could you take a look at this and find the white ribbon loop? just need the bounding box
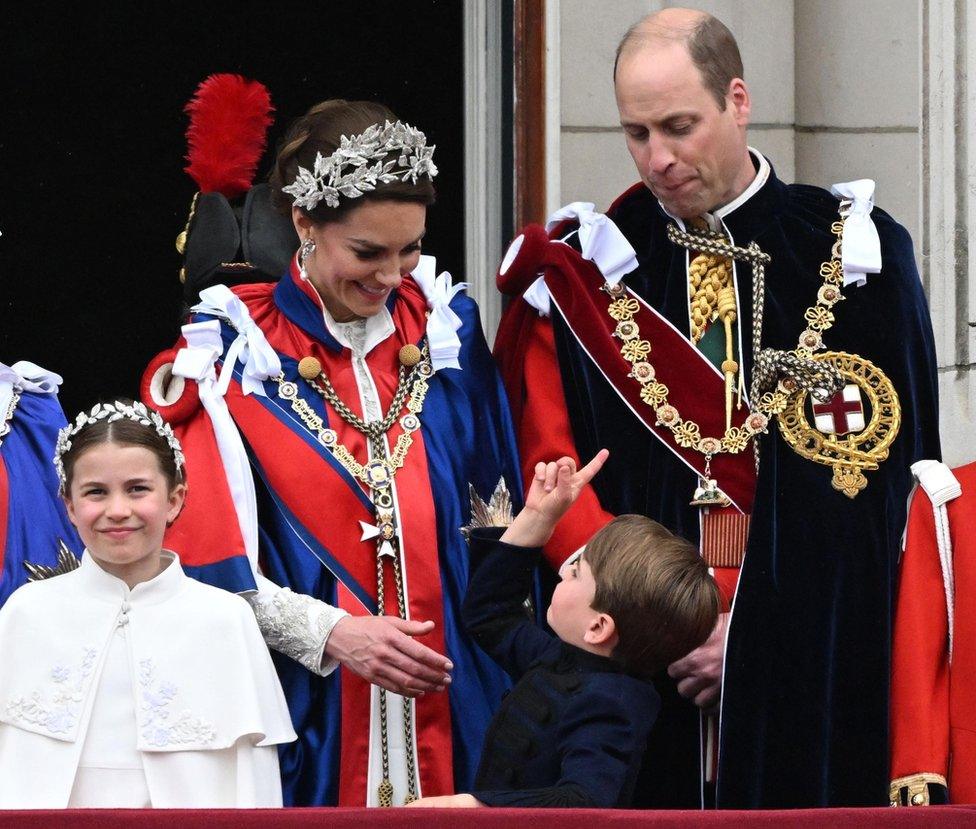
[830,179,882,287]
[191,285,282,396]
[545,202,638,286]
[411,254,468,372]
[523,276,552,316]
[172,321,223,383]
[0,360,63,423]
[173,320,261,569]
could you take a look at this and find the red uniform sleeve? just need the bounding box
[890,487,950,785]
[518,315,614,569]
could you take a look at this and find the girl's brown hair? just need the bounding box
[268,99,436,224]
[61,401,184,493]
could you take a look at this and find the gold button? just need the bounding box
[175,230,187,255]
[399,344,422,367]
[911,793,925,806]
[298,356,322,379]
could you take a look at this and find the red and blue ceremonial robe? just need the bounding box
[0,362,80,605]
[144,259,522,806]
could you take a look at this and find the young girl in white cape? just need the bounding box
[0,400,295,808]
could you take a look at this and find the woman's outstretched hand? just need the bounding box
[502,449,610,548]
[325,615,452,697]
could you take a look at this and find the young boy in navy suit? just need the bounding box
[408,450,720,808]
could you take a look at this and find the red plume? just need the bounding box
[183,74,274,199]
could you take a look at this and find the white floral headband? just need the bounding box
[281,119,437,211]
[54,401,186,493]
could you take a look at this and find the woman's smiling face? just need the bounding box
[295,199,426,321]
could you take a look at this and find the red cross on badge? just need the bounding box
[812,384,865,436]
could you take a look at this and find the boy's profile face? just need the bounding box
[547,553,601,647]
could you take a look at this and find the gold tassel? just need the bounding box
[717,285,738,431]
[378,778,394,807]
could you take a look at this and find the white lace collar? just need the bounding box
[321,304,395,357]
[298,267,396,357]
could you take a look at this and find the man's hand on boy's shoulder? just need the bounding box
[667,612,729,712]
[503,450,610,549]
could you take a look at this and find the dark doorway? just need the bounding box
[0,1,465,416]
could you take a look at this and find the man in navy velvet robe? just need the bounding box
[494,7,940,809]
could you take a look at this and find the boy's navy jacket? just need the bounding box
[463,529,660,808]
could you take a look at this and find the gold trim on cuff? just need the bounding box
[889,773,948,806]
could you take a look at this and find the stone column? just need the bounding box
[921,0,976,463]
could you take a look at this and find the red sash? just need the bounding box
[541,241,757,514]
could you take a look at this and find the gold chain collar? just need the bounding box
[604,205,851,458]
[273,345,432,492]
[273,345,431,805]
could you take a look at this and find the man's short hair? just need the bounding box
[614,14,744,111]
[584,514,719,677]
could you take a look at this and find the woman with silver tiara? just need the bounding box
[144,91,522,807]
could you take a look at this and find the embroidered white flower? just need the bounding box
[3,647,97,735]
[138,659,216,747]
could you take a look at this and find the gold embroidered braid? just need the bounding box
[376,544,394,806]
[683,221,743,428]
[389,524,419,803]
[0,390,20,449]
[372,429,419,805]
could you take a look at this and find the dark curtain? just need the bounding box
[0,1,465,416]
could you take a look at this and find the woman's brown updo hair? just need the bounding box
[269,100,436,223]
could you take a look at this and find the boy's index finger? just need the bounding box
[577,448,610,484]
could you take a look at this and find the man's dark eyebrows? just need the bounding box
[662,111,699,124]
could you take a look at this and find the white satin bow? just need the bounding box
[545,201,638,286]
[829,179,882,287]
[411,255,468,372]
[191,285,282,396]
[172,321,223,383]
[173,320,260,568]
[0,360,63,424]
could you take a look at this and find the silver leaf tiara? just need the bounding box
[54,401,186,493]
[281,119,437,211]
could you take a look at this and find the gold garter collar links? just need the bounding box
[603,201,900,499]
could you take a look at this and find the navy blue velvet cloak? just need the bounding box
[548,166,940,807]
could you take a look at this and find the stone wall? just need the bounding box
[550,0,974,464]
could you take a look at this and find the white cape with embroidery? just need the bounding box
[0,551,296,808]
